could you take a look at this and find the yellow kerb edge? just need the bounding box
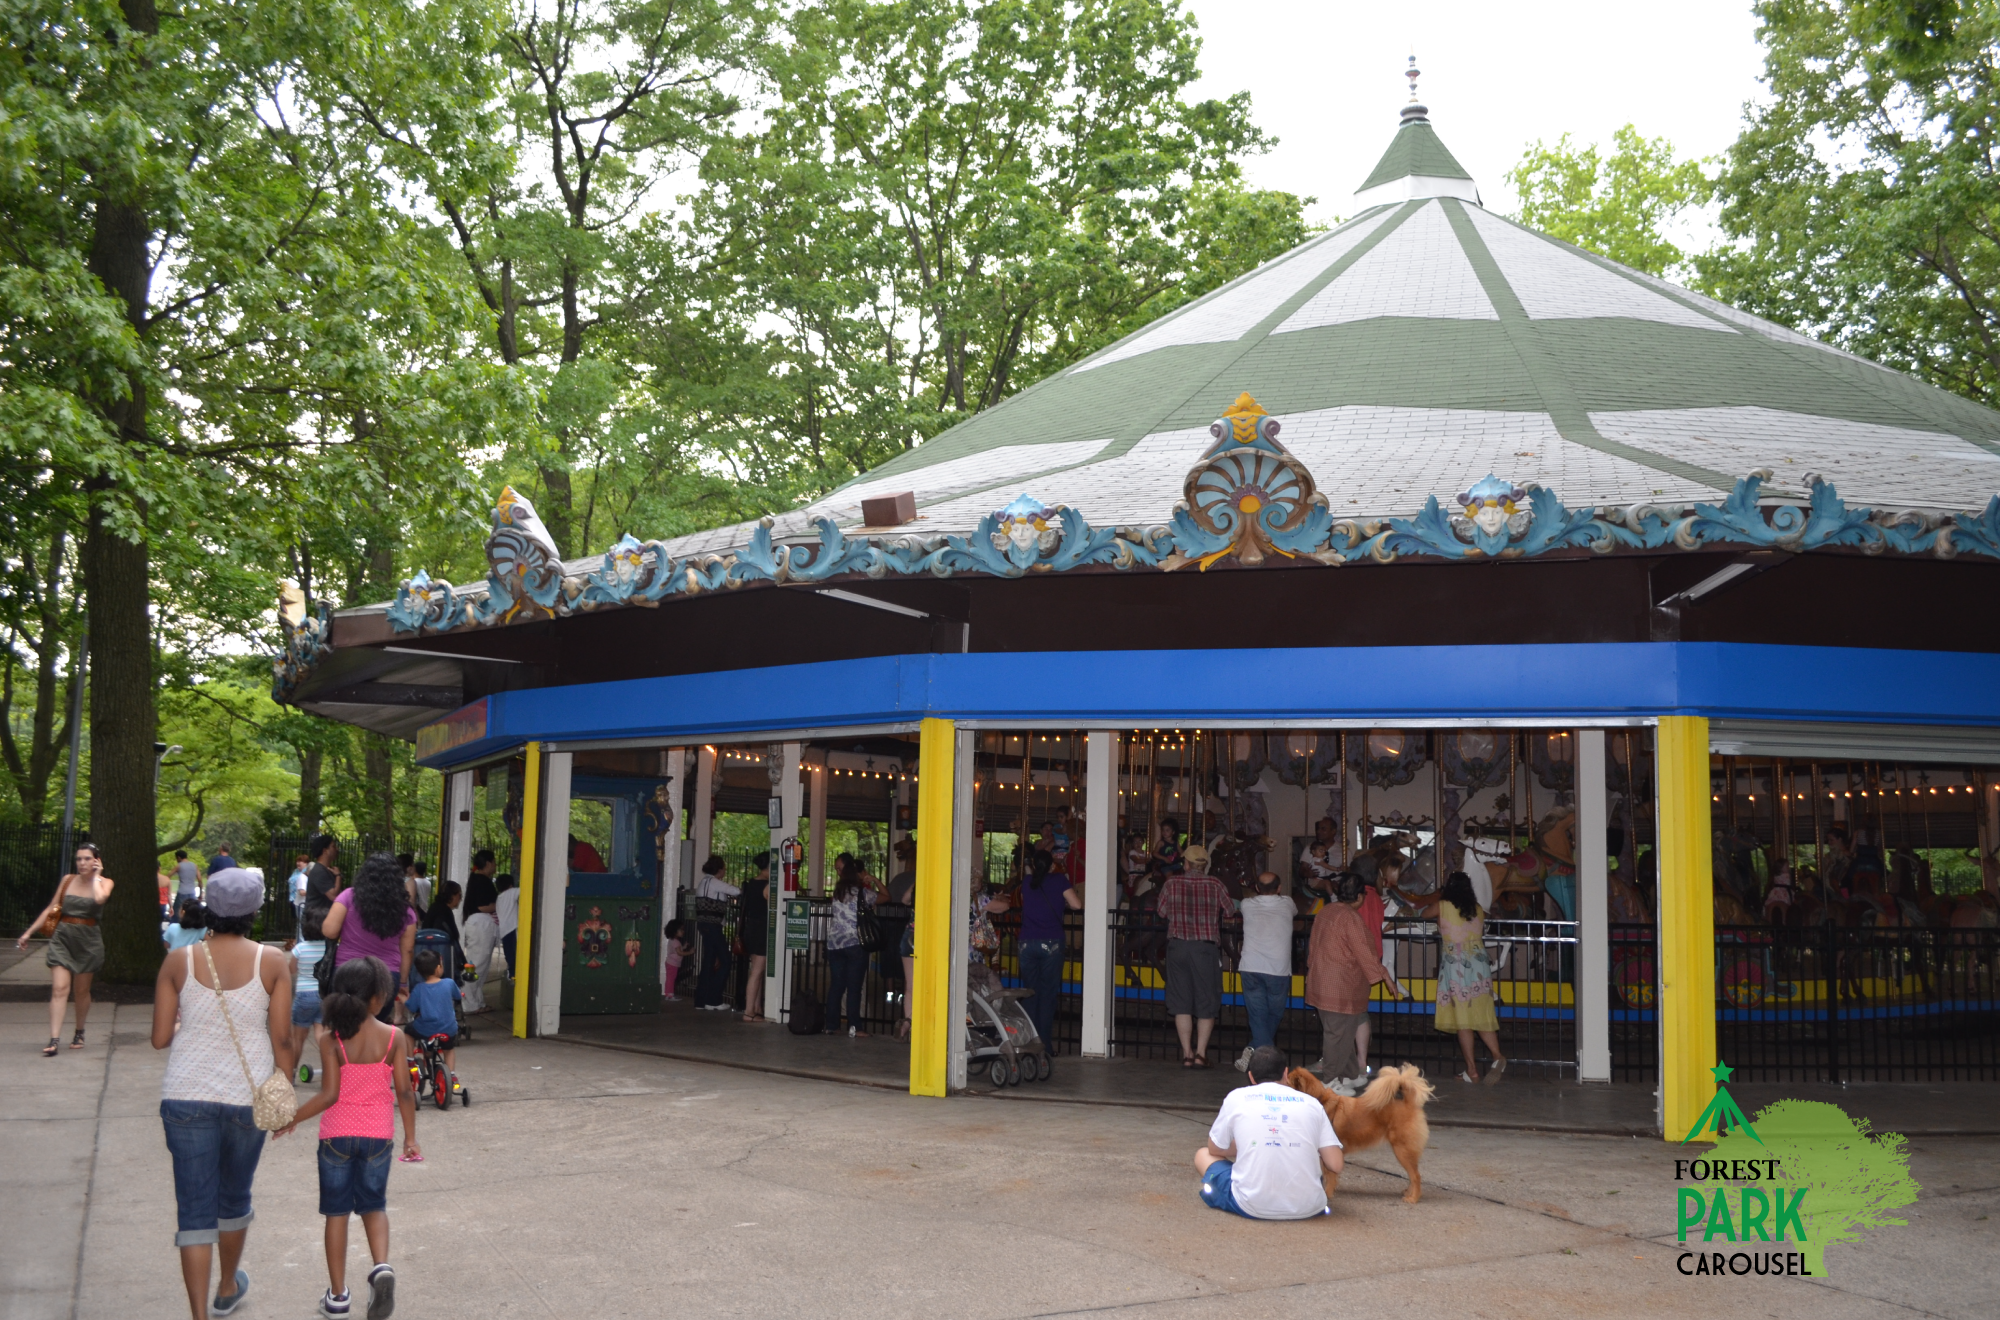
[513,741,543,1041]
[910,718,956,1097]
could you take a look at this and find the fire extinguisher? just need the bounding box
[779,837,803,893]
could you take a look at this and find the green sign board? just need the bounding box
[784,899,812,951]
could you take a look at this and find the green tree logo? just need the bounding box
[1706,1099,1921,1276]
[1681,1061,1761,1144]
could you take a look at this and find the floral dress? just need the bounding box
[1433,903,1498,1032]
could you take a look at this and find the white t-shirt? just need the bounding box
[288,867,310,907]
[1208,1082,1340,1219]
[696,875,741,902]
[495,887,520,937]
[1237,894,1295,977]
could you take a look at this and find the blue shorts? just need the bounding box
[161,1100,265,1245]
[318,1137,392,1217]
[292,989,321,1028]
[1200,1160,1252,1218]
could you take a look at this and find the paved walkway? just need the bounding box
[9,997,1993,1319]
[559,1002,2000,1137]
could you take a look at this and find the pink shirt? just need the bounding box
[318,1030,395,1140]
[331,888,417,976]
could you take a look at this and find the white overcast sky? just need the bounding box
[1181,0,1769,226]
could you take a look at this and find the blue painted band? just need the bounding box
[417,641,2000,768]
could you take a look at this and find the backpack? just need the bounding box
[787,986,824,1035]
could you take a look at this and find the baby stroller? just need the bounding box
[413,928,473,1043]
[966,961,1050,1087]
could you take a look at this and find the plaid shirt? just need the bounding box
[1158,872,1235,943]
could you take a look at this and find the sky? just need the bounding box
[1180,0,1770,226]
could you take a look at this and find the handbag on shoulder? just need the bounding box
[200,940,298,1130]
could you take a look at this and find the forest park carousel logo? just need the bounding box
[1671,1061,1918,1278]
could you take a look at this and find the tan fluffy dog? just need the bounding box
[1286,1064,1435,1204]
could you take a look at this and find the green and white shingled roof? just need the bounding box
[663,95,2000,560]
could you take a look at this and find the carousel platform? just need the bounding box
[552,1005,2000,1136]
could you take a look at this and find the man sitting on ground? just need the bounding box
[1193,1045,1343,1220]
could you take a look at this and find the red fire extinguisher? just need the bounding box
[779,837,803,893]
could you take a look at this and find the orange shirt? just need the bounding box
[1304,902,1389,1015]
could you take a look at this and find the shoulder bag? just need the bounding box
[200,940,298,1130]
[37,876,69,938]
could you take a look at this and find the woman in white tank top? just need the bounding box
[152,868,294,1320]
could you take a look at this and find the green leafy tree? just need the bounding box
[1699,0,2000,404]
[1706,1099,1920,1276]
[1507,124,1712,276]
[0,0,509,977]
[682,0,1308,507]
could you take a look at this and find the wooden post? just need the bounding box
[1656,716,1716,1139]
[808,757,829,895]
[442,770,474,898]
[911,717,957,1097]
[1576,730,1611,1082]
[1081,730,1116,1057]
[691,745,717,872]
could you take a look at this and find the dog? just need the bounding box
[1286,1064,1434,1204]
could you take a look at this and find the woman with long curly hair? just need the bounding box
[322,852,419,1020]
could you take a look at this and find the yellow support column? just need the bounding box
[1656,716,1716,1140]
[512,741,543,1041]
[910,718,956,1097]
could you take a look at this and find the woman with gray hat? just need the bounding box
[151,866,295,1320]
[16,842,115,1056]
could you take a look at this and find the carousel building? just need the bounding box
[275,78,2000,1137]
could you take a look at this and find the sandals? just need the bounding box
[1180,1055,1195,1069]
[69,1029,84,1050]
[1457,1070,1478,1083]
[1484,1058,1508,1085]
[1192,1054,1211,1069]
[43,1037,59,1057]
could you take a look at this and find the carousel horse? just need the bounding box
[1206,830,1269,897]
[1484,812,1576,920]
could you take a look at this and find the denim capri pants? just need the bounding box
[292,988,322,1028]
[318,1136,393,1217]
[160,1100,265,1245]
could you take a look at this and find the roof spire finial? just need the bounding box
[1401,53,1429,125]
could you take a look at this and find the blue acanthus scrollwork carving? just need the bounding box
[387,570,463,633]
[1940,496,2000,559]
[578,533,680,609]
[342,394,2000,661]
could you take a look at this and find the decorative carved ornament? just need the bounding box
[267,390,2000,693]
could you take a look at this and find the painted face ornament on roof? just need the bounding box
[1464,474,1520,540]
[993,493,1058,569]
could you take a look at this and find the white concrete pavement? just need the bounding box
[1,995,1995,1319]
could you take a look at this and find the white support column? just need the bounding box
[807,759,829,895]
[659,747,686,993]
[533,751,574,1037]
[1576,729,1611,1082]
[767,742,803,1022]
[1081,731,1116,1057]
[691,745,718,871]
[947,727,976,1090]
[443,770,474,896]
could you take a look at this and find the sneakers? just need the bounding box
[319,1289,351,1319]
[212,1268,249,1315]
[1331,1074,1368,1097]
[1233,1046,1254,1073]
[366,1263,396,1320]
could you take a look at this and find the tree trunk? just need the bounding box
[83,0,162,981]
[364,734,396,848]
[84,492,158,981]
[297,747,323,834]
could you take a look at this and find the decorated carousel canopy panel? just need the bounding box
[269,78,2000,736]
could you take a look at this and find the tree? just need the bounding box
[1698,0,2000,404]
[0,491,84,825]
[1507,124,1712,277]
[0,0,506,977]
[1705,1098,1919,1276]
[702,0,1308,456]
[333,0,764,556]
